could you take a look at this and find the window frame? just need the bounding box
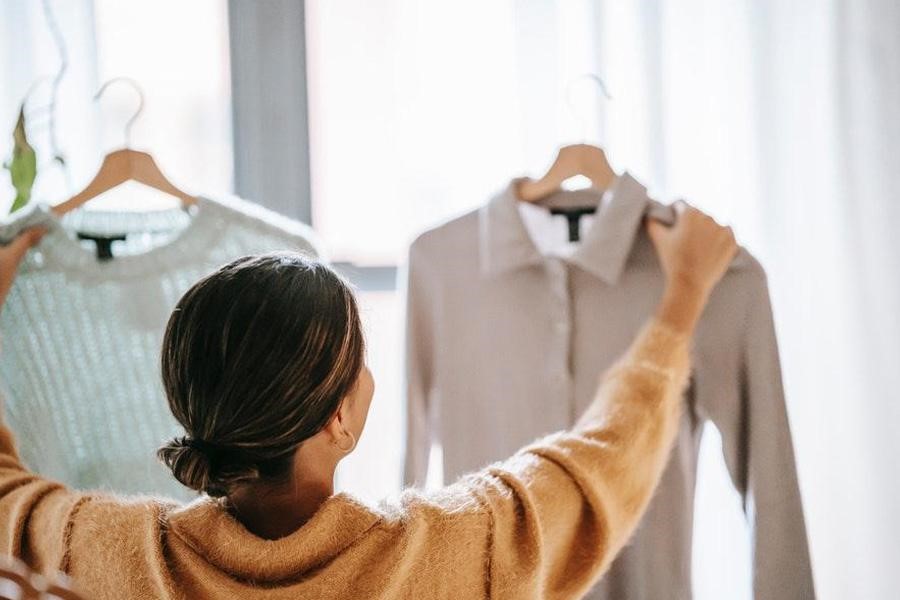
[228,0,397,291]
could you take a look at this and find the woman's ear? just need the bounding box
[323,404,347,441]
[323,402,356,453]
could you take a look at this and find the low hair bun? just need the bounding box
[157,436,261,497]
[157,436,217,495]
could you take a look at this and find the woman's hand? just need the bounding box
[0,226,47,312]
[647,202,737,334]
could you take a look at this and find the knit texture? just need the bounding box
[0,197,319,499]
[0,320,689,599]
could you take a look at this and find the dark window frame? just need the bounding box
[228,0,396,290]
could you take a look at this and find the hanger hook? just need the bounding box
[565,73,613,145]
[21,76,54,113]
[94,77,146,148]
[40,0,68,170]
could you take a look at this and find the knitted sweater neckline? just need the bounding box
[37,196,226,278]
[167,491,381,582]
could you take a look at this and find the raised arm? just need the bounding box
[472,205,738,598]
[0,225,85,573]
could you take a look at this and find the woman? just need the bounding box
[0,205,736,599]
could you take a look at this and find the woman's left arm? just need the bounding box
[0,227,86,573]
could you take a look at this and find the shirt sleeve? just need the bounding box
[401,239,437,486]
[705,267,816,600]
[470,319,691,599]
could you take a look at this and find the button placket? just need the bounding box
[545,258,574,421]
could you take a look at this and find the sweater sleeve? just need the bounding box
[0,416,84,576]
[472,319,690,599]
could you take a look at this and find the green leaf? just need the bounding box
[5,105,37,214]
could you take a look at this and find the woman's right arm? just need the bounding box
[0,226,84,573]
[0,417,83,574]
[447,205,736,598]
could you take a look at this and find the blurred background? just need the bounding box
[1,1,898,598]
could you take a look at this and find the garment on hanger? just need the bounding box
[403,173,815,600]
[0,195,321,499]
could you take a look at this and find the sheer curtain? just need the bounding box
[310,1,897,598]
[584,1,900,598]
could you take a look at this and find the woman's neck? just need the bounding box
[228,475,335,540]
[226,435,342,540]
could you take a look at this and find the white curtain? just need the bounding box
[577,1,899,598]
[309,2,898,597]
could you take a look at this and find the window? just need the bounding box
[306,0,529,266]
[91,0,233,201]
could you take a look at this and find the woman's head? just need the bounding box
[157,252,372,497]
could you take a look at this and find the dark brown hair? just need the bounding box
[157,252,365,497]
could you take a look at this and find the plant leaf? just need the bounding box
[5,105,37,214]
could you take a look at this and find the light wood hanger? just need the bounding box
[516,143,616,203]
[52,77,197,217]
[516,74,617,203]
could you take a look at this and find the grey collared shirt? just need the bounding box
[403,173,815,599]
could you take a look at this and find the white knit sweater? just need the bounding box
[0,196,320,499]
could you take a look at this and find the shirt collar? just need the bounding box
[478,172,652,284]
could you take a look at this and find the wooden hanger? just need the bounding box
[516,74,617,203]
[516,143,616,203]
[52,77,196,217]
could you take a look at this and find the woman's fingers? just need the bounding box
[646,219,668,247]
[9,226,48,256]
[2,226,47,264]
[647,200,738,296]
[0,226,48,311]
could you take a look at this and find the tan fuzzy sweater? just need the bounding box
[0,320,689,599]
